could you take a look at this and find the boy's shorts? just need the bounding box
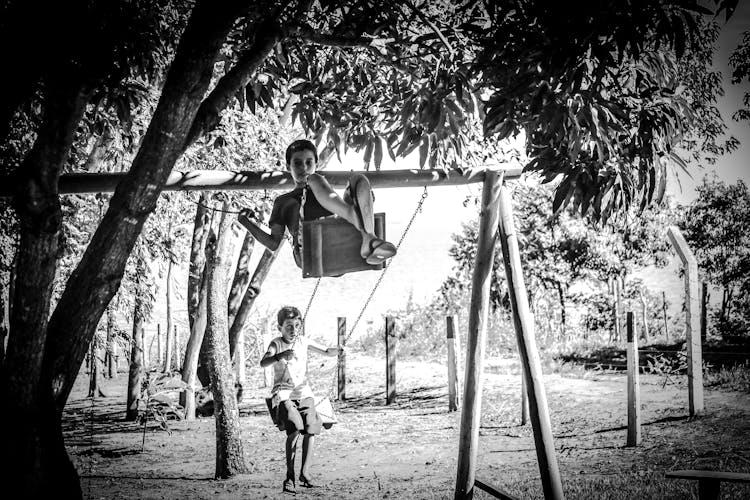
[278,397,322,436]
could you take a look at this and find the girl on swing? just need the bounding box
[260,306,341,493]
[238,139,396,268]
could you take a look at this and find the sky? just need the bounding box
[152,7,750,345]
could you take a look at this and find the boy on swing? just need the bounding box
[238,139,396,268]
[261,306,341,493]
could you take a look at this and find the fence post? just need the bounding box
[667,226,704,416]
[338,317,347,401]
[446,316,460,412]
[700,282,708,344]
[626,312,641,447]
[385,316,396,405]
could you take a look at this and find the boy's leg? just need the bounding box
[306,173,363,230]
[300,434,315,483]
[285,431,300,482]
[307,173,395,262]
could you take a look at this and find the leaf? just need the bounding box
[363,140,374,169]
[246,86,256,114]
[418,134,429,169]
[373,136,383,169]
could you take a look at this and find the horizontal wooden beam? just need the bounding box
[0,166,523,197]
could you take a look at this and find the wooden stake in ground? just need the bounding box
[446,316,460,412]
[498,183,564,500]
[455,171,503,499]
[667,226,704,416]
[626,312,641,447]
[338,317,347,401]
[385,316,397,405]
[205,201,248,478]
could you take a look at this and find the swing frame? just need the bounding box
[41,166,565,499]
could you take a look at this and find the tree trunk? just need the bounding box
[181,264,210,419]
[661,291,670,342]
[0,75,90,498]
[191,196,214,390]
[205,203,248,478]
[0,280,7,369]
[227,232,254,327]
[88,338,101,398]
[126,295,146,421]
[106,306,117,378]
[156,323,163,369]
[173,324,181,371]
[228,246,282,360]
[164,257,175,372]
[639,288,649,343]
[555,282,567,338]
[44,1,248,413]
[188,193,212,330]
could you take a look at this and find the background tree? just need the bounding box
[681,174,750,337]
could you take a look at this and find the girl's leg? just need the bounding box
[300,434,315,481]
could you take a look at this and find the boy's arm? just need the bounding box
[308,338,341,357]
[238,212,284,251]
[260,342,295,368]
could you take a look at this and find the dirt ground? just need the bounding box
[64,354,750,499]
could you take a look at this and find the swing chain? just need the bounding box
[321,187,429,401]
[343,186,428,344]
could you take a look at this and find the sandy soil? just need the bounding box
[64,354,750,499]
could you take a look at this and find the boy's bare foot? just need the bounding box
[283,478,296,494]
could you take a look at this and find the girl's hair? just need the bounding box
[285,139,318,165]
[277,305,302,326]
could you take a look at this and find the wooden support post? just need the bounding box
[385,316,397,405]
[338,317,347,401]
[497,183,564,500]
[455,171,503,500]
[626,312,641,447]
[700,282,708,344]
[667,226,704,416]
[521,372,529,426]
[446,316,460,412]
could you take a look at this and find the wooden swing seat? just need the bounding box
[301,213,386,278]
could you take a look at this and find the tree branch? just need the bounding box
[184,16,284,149]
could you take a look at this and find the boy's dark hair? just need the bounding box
[277,305,302,326]
[285,139,318,165]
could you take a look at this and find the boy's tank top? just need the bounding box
[270,335,314,401]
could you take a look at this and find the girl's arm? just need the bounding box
[238,211,284,251]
